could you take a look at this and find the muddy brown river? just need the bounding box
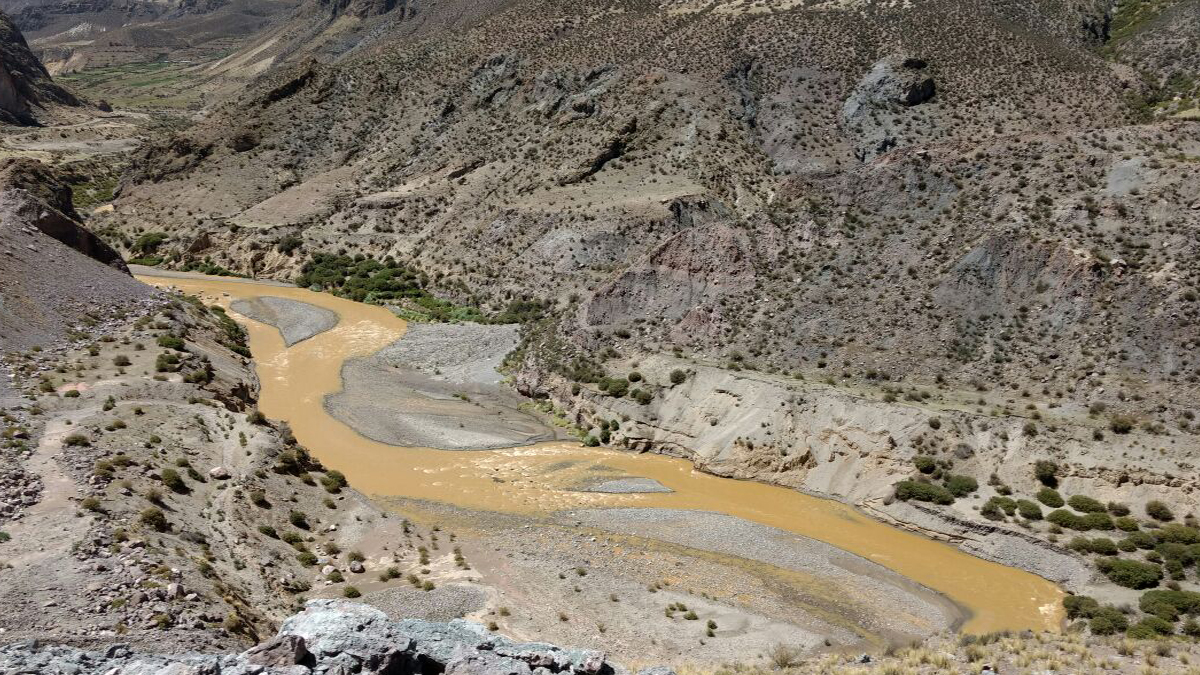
[140,272,1064,635]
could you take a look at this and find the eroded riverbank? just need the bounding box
[137,270,1064,638]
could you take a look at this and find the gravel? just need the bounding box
[230,296,337,346]
[325,323,561,450]
[575,477,673,493]
[363,583,488,622]
[562,508,962,636]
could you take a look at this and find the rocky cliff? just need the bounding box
[0,157,148,349]
[0,10,79,124]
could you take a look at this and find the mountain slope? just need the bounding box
[0,10,80,124]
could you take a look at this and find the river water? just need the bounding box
[139,271,1064,635]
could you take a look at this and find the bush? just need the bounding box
[157,336,185,351]
[1089,607,1129,635]
[1146,500,1174,522]
[1108,502,1131,516]
[257,525,278,538]
[1157,524,1200,544]
[1037,488,1065,507]
[140,507,168,532]
[913,455,936,474]
[605,378,629,398]
[894,480,954,505]
[80,497,102,512]
[1097,557,1162,589]
[1063,595,1100,619]
[669,369,687,385]
[64,434,90,447]
[1109,415,1135,434]
[1115,516,1139,532]
[1068,495,1106,514]
[1034,460,1058,487]
[1047,509,1088,530]
[1017,499,1043,520]
[289,510,310,530]
[1139,589,1200,620]
[321,470,348,493]
[1126,616,1173,638]
[160,468,186,493]
[113,355,131,367]
[1082,512,1114,530]
[296,551,318,566]
[1089,538,1118,555]
[343,586,361,598]
[943,474,978,498]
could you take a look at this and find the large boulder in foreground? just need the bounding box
[0,600,666,675]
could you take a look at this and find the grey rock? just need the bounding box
[0,600,639,675]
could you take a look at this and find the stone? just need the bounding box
[209,466,231,480]
[243,634,310,667]
[349,560,365,574]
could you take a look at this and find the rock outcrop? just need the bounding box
[0,10,80,125]
[0,600,659,675]
[0,157,151,349]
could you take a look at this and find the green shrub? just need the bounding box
[1034,460,1058,487]
[1126,616,1173,638]
[64,433,90,447]
[321,470,348,493]
[296,551,318,566]
[1082,512,1114,530]
[1124,531,1158,549]
[1108,502,1131,516]
[1157,524,1200,544]
[1139,589,1200,620]
[1047,509,1088,530]
[289,510,310,530]
[981,499,1004,520]
[1089,607,1128,635]
[160,468,186,493]
[1063,595,1099,619]
[1146,500,1175,522]
[257,525,278,538]
[157,336,185,351]
[1037,488,1065,507]
[669,369,687,385]
[1089,538,1118,555]
[1017,499,1043,520]
[1115,516,1139,532]
[1097,557,1162,589]
[913,455,936,474]
[139,507,168,532]
[943,474,978,498]
[893,480,954,505]
[1068,495,1106,514]
[343,586,361,598]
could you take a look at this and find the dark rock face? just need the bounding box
[0,600,669,675]
[0,10,80,125]
[0,157,152,349]
[0,158,127,270]
[841,55,937,161]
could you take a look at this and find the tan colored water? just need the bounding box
[139,272,1064,635]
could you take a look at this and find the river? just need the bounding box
[138,271,1064,635]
